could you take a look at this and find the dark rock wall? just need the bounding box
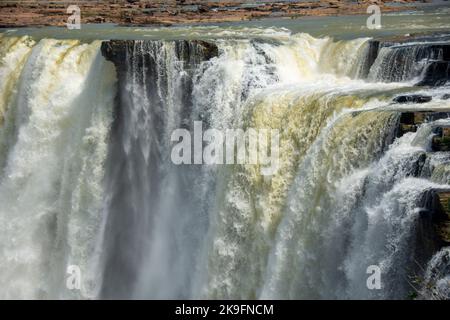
[361,35,450,86]
[99,39,218,298]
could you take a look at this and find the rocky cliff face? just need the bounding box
[394,111,450,280]
[362,34,450,86]
[417,190,450,276]
[0,0,421,27]
[101,39,218,73]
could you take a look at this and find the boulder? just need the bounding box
[394,95,432,104]
[432,127,450,152]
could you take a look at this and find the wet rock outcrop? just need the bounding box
[418,59,450,87]
[363,34,450,86]
[416,189,450,266]
[393,95,432,104]
[100,39,219,140]
[397,111,450,137]
[432,127,450,152]
[101,39,218,74]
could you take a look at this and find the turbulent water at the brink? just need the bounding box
[0,30,449,300]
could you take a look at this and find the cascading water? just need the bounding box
[0,26,449,300]
[0,38,116,299]
[366,39,450,85]
[261,117,447,299]
[100,40,219,299]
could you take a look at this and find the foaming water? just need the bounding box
[0,38,116,299]
[261,118,448,299]
[0,25,449,300]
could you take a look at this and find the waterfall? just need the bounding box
[0,30,449,300]
[0,38,116,299]
[260,118,446,299]
[100,40,218,299]
[365,41,450,86]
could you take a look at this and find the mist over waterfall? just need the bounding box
[0,25,449,300]
[0,37,116,299]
